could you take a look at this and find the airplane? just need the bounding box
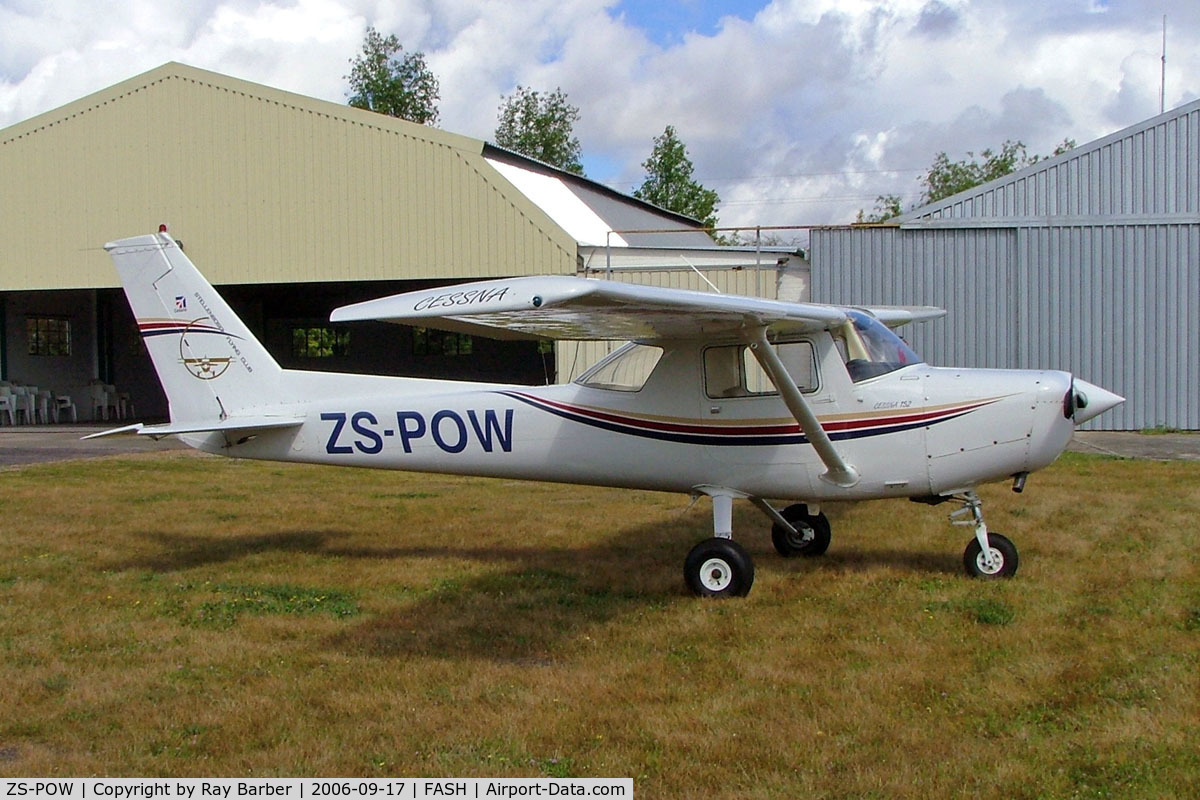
[90,230,1124,597]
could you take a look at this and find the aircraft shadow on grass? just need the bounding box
[109,507,958,663]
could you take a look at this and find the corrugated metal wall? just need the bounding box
[0,63,576,291]
[1013,224,1199,430]
[811,226,1018,369]
[811,220,1199,431]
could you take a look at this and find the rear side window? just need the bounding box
[577,343,664,392]
[704,341,818,398]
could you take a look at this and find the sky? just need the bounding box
[1,0,1196,230]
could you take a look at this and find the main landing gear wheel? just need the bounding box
[963,532,1019,579]
[770,504,832,557]
[684,538,755,598]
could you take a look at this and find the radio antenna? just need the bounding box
[1160,15,1167,114]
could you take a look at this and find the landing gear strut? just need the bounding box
[682,491,837,597]
[683,488,755,598]
[951,491,1019,579]
[766,503,832,557]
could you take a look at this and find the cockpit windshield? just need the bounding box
[837,311,923,383]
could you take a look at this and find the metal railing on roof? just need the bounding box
[598,224,812,296]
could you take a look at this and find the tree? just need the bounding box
[856,194,903,224]
[920,139,1030,205]
[857,137,1077,222]
[346,27,439,125]
[494,86,584,174]
[633,125,720,230]
[921,137,1078,206]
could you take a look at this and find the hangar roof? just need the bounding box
[0,62,711,291]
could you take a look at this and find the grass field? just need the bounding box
[1,450,1198,797]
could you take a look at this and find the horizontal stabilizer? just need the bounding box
[82,416,305,441]
[856,306,947,328]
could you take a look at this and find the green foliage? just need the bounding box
[856,194,904,224]
[921,139,1030,205]
[633,125,720,230]
[346,27,440,125]
[188,583,360,629]
[964,597,1016,626]
[1139,425,1183,435]
[856,137,1077,222]
[494,86,584,174]
[291,326,349,359]
[920,137,1077,206]
[1185,607,1200,632]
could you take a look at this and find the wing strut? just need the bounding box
[748,327,859,488]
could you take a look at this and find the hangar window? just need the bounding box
[27,316,71,357]
[413,327,473,357]
[291,326,350,358]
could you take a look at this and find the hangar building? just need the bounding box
[0,62,802,421]
[810,99,1200,430]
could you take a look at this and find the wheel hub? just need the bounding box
[975,547,1004,575]
[698,558,733,592]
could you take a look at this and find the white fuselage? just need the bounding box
[188,334,1077,503]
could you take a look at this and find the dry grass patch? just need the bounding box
[0,450,1197,797]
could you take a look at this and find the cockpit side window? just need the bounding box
[704,341,818,398]
[836,311,923,383]
[576,343,663,392]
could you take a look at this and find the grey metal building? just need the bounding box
[810,99,1200,430]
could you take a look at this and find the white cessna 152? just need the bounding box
[95,230,1123,597]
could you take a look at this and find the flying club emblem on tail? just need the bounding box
[136,317,241,380]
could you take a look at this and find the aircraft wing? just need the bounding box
[331,276,860,341]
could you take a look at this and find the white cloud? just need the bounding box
[2,0,1197,227]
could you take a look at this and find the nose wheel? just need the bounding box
[963,532,1018,578]
[952,491,1019,579]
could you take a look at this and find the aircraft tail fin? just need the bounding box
[104,231,284,424]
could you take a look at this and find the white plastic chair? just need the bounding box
[35,390,54,424]
[118,391,134,419]
[0,387,14,426]
[10,385,35,424]
[89,382,109,421]
[104,384,123,420]
[55,393,78,423]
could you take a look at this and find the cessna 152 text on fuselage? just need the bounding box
[92,231,1123,597]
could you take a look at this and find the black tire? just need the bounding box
[684,538,755,598]
[963,532,1019,579]
[771,504,832,557]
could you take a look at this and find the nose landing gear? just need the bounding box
[951,491,1019,579]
